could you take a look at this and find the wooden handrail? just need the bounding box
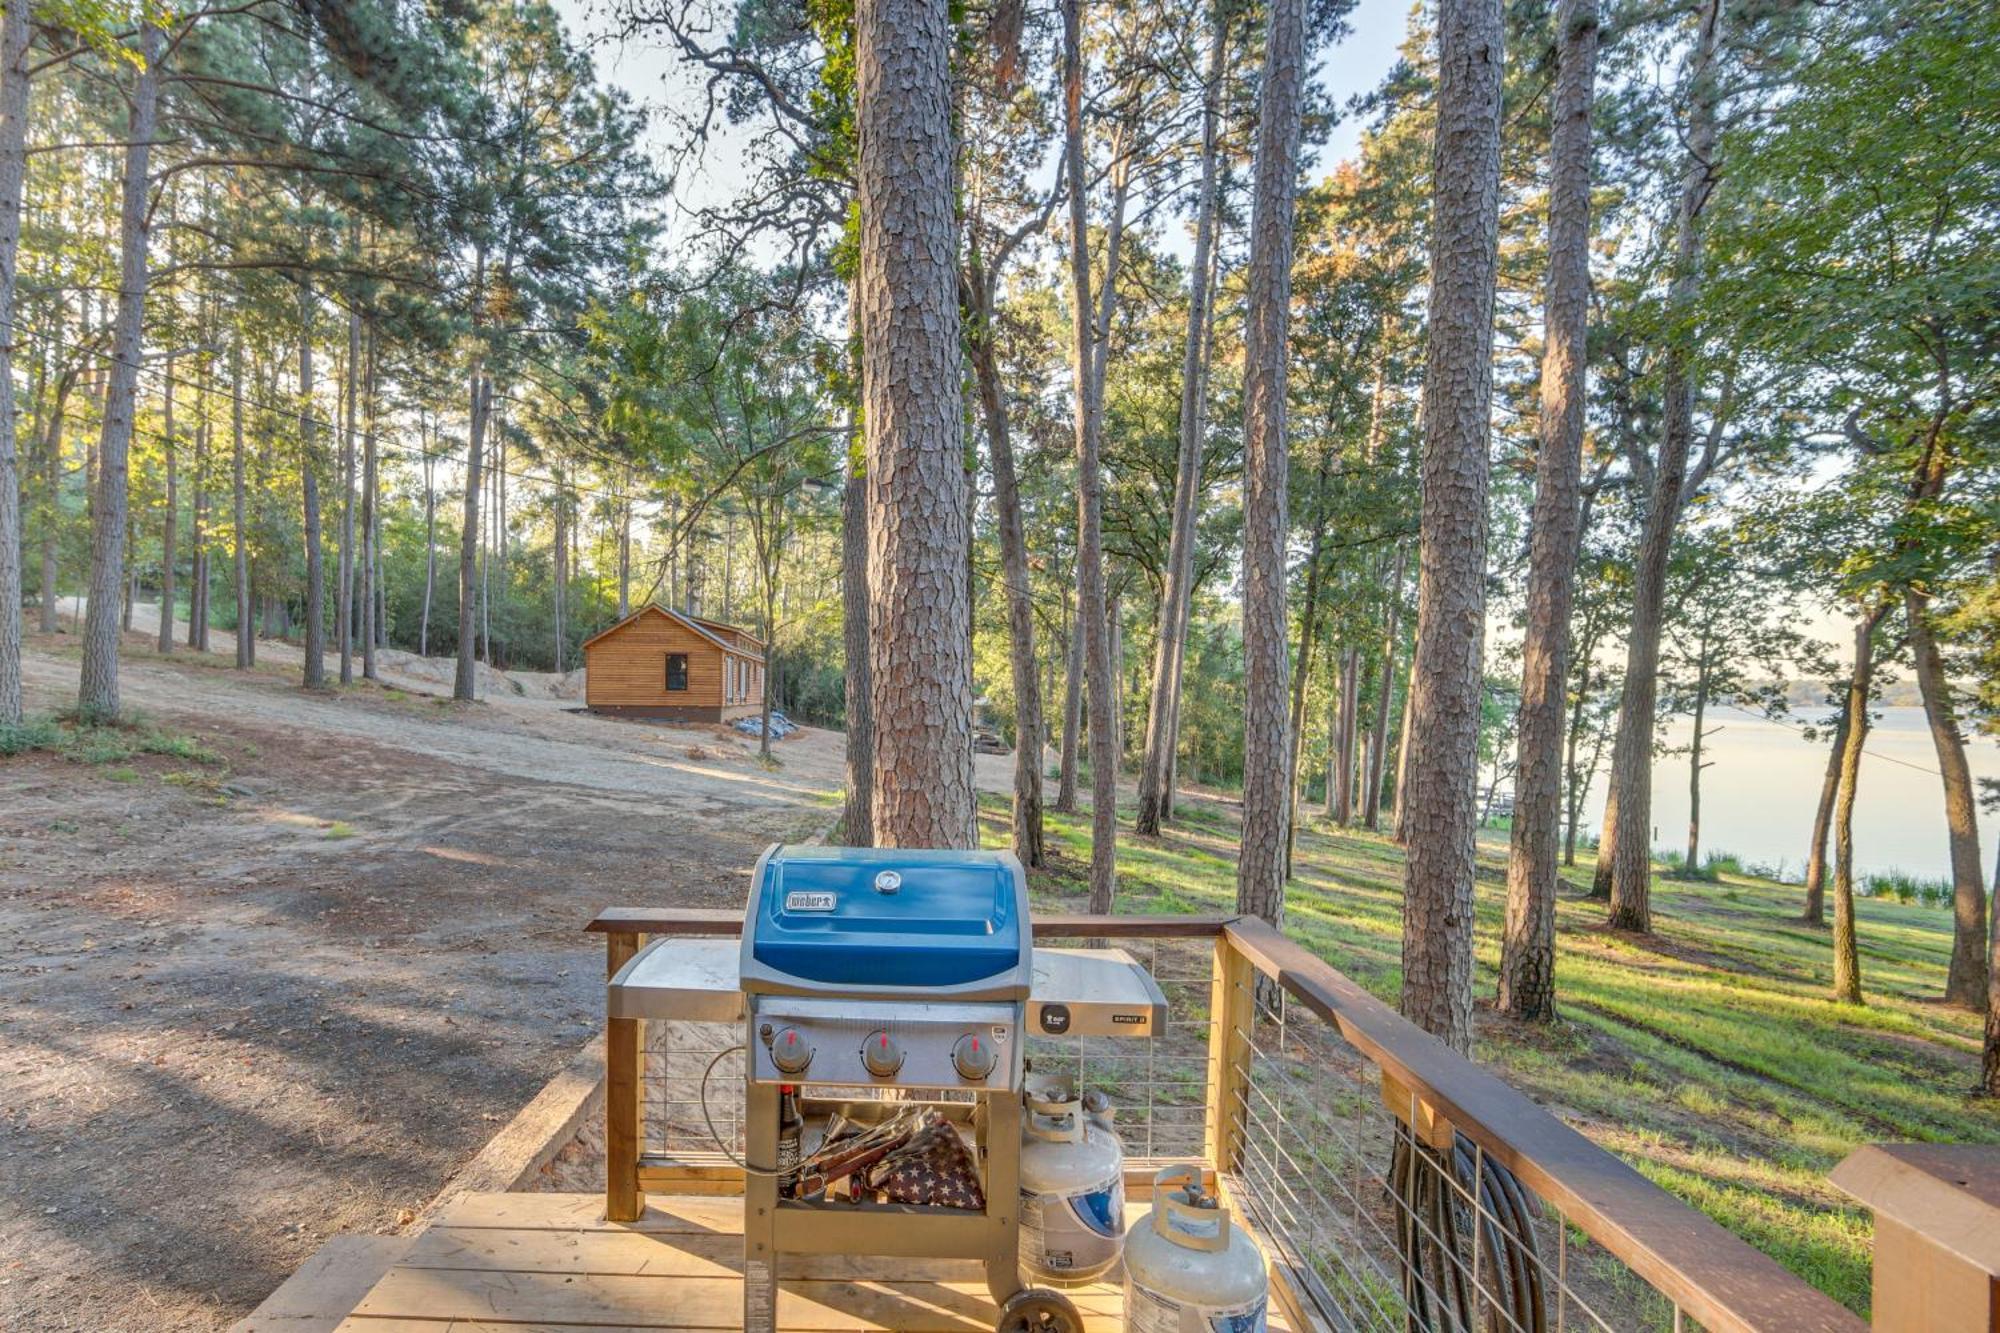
[1220,917,1865,1333]
[587,905,1862,1331]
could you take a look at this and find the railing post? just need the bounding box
[606,929,645,1223]
[1833,1144,2000,1332]
[1205,932,1254,1175]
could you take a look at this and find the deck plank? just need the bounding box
[331,1192,1291,1332]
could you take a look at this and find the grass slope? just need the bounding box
[982,790,2000,1317]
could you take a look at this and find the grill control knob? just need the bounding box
[860,1030,904,1078]
[952,1032,997,1081]
[770,1027,812,1075]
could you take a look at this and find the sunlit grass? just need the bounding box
[979,788,2000,1317]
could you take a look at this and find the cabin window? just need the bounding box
[665,653,688,692]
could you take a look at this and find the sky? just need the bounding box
[551,0,1420,257]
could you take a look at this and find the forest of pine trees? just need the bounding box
[0,0,1994,1090]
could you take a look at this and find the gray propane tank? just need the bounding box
[1122,1166,1268,1332]
[1017,1089,1125,1284]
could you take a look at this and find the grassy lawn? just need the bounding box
[981,789,2000,1317]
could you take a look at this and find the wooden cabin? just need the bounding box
[581,604,767,721]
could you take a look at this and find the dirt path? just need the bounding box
[0,627,884,1331]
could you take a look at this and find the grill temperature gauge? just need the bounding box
[951,1032,997,1081]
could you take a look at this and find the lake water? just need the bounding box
[1574,706,2000,885]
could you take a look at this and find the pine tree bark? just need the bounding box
[39,368,71,636]
[1335,648,1360,824]
[1364,546,1407,830]
[1136,0,1227,837]
[158,359,178,653]
[1234,0,1308,927]
[1062,0,1117,908]
[299,286,326,689]
[1832,604,1886,1005]
[1799,698,1847,925]
[1400,0,1504,1052]
[841,458,874,846]
[420,443,435,658]
[360,329,378,681]
[966,261,1044,865]
[1283,452,1334,875]
[337,307,358,683]
[857,0,975,847]
[1983,839,1999,1095]
[1498,0,1598,1021]
[78,25,161,722]
[455,371,489,701]
[232,339,250,669]
[0,0,29,723]
[1908,590,1989,1009]
[1056,604,1082,813]
[1604,0,1721,933]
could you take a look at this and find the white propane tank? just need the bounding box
[1123,1166,1268,1333]
[1018,1090,1126,1284]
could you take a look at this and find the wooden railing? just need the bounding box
[589,908,1871,1333]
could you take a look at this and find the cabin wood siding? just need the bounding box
[583,607,764,718]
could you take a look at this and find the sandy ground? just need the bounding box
[0,612,1014,1331]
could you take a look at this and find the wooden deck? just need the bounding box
[328,1191,1291,1332]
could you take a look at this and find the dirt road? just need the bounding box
[0,624,871,1331]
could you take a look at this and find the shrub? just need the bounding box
[0,716,62,757]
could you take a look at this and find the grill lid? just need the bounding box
[738,845,1031,999]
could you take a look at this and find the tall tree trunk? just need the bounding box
[1832,604,1886,1005]
[1056,602,1083,812]
[1283,454,1333,875]
[360,330,378,681]
[1335,648,1360,824]
[1685,672,1708,870]
[1391,648,1417,842]
[841,455,874,845]
[39,371,70,635]
[158,360,176,653]
[1323,658,1341,818]
[1983,838,1999,1095]
[420,443,435,658]
[338,307,357,684]
[1062,0,1118,908]
[1498,0,1598,1021]
[1365,546,1407,830]
[1400,0,1504,1053]
[856,0,975,847]
[455,371,489,701]
[78,25,161,722]
[966,268,1045,865]
[189,414,208,651]
[1136,0,1227,836]
[1908,591,1989,1009]
[1234,0,1308,928]
[232,339,250,670]
[0,0,29,723]
[1800,697,1848,925]
[300,286,325,689]
[1605,0,1721,932]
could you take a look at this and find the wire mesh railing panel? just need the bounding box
[1024,936,1215,1162]
[642,1017,745,1158]
[1224,972,1694,1333]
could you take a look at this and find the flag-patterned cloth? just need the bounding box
[863,1111,986,1210]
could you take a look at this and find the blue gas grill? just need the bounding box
[608,844,1168,1333]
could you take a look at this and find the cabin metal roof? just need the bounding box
[579,604,763,657]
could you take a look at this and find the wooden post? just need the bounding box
[1833,1144,2000,1332]
[1204,934,1255,1174]
[606,930,644,1223]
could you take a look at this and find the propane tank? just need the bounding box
[1123,1166,1268,1332]
[1018,1090,1126,1284]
